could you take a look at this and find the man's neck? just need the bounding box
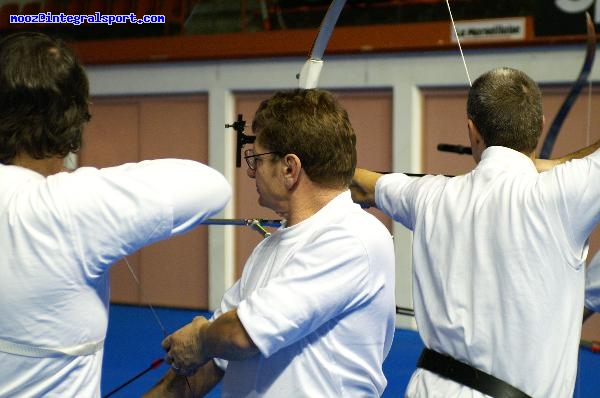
[286,183,344,227]
[11,154,65,177]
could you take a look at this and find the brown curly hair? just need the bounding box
[0,32,90,164]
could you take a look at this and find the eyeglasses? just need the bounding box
[243,149,279,170]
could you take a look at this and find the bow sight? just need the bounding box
[226,114,256,168]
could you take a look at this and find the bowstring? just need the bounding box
[123,257,168,337]
[122,256,195,397]
[586,78,593,147]
[445,0,472,87]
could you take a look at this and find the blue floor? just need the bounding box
[101,304,600,397]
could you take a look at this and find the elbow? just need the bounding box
[207,310,259,361]
[208,169,233,212]
[228,330,259,360]
[219,180,232,208]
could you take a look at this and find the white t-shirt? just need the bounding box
[376,146,600,398]
[213,191,396,397]
[0,159,231,397]
[586,250,600,313]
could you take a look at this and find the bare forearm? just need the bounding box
[350,168,383,208]
[189,360,224,396]
[535,139,600,172]
[203,310,258,361]
[143,360,224,398]
[161,310,257,378]
[559,138,600,161]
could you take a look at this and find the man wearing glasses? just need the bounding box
[145,89,396,397]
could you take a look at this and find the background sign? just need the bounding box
[535,0,600,36]
[451,18,526,43]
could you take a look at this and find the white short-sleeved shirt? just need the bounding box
[376,146,600,398]
[586,251,600,313]
[213,191,396,397]
[0,159,231,397]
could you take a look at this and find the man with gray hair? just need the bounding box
[351,67,600,397]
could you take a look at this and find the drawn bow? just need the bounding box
[399,8,598,319]
[297,0,346,89]
[221,0,348,237]
[228,0,348,171]
[539,12,596,159]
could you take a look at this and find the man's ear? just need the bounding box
[282,154,301,189]
[467,119,485,163]
[541,115,546,134]
[467,119,482,145]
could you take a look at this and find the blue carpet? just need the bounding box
[101,304,600,397]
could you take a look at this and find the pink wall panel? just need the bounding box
[80,100,142,304]
[339,90,394,233]
[422,88,474,176]
[138,97,210,309]
[79,95,211,309]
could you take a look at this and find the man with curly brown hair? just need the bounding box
[0,32,231,397]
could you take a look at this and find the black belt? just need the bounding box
[417,348,532,398]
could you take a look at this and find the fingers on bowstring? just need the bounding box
[161,335,171,350]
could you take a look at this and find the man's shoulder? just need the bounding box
[328,207,393,248]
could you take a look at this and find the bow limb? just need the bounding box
[230,0,347,167]
[297,0,347,89]
[539,11,596,159]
